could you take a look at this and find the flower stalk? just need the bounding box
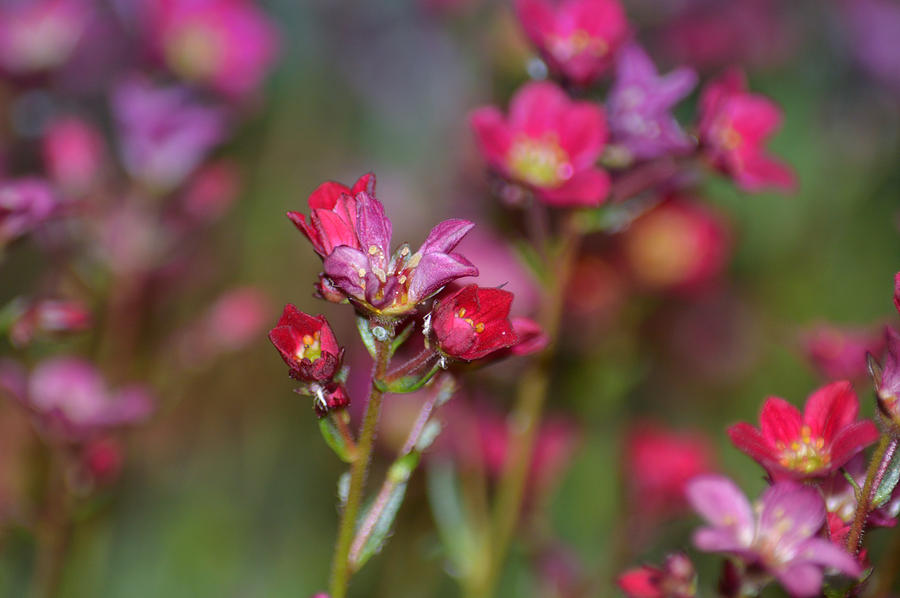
[846,434,898,555]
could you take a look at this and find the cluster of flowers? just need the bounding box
[0,0,278,566]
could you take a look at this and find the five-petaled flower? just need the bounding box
[320,191,479,317]
[470,81,610,207]
[430,284,518,361]
[697,68,795,193]
[269,304,343,382]
[287,173,375,258]
[727,381,879,479]
[515,0,629,87]
[687,475,861,597]
[607,43,697,161]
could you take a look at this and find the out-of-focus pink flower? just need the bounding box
[509,317,548,355]
[838,0,900,94]
[180,160,241,223]
[42,117,105,197]
[620,197,730,291]
[625,423,715,518]
[688,475,861,597]
[872,326,900,425]
[112,77,227,191]
[321,191,478,316]
[470,81,610,207]
[287,173,375,258]
[0,357,154,443]
[146,0,280,98]
[618,553,696,598]
[698,69,795,193]
[269,304,343,382]
[7,298,92,347]
[728,381,879,479]
[515,0,629,86]
[94,201,169,275]
[82,437,123,485]
[0,0,91,74]
[566,254,627,321]
[800,324,884,382]
[430,285,518,361]
[176,287,269,367]
[0,178,58,246]
[607,43,697,161]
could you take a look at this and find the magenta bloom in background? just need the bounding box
[0,179,58,246]
[800,324,884,382]
[607,43,697,161]
[698,69,795,193]
[0,358,154,443]
[727,381,879,479]
[42,117,106,196]
[839,0,900,94]
[112,77,227,191]
[146,0,279,98]
[8,298,92,348]
[470,81,610,207]
[687,475,861,597]
[618,553,696,598]
[515,0,629,86]
[0,0,91,74]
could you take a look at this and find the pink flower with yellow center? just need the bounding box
[470,81,610,207]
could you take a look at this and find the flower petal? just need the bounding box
[828,420,880,468]
[685,474,754,544]
[795,538,862,578]
[727,422,781,468]
[758,481,824,545]
[774,563,823,598]
[470,107,512,170]
[803,381,858,441]
[420,219,475,255]
[408,252,478,304]
[759,397,803,447]
[539,168,610,207]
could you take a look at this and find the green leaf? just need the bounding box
[352,476,410,571]
[356,315,377,358]
[319,416,355,463]
[874,442,900,508]
[415,421,442,453]
[390,321,415,357]
[426,463,478,579]
[377,362,442,394]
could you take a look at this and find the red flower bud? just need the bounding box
[430,285,517,361]
[268,304,343,381]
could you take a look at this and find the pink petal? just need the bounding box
[470,107,512,169]
[538,168,610,207]
[759,397,803,446]
[508,81,569,137]
[803,381,858,441]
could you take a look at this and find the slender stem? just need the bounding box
[349,381,447,564]
[384,348,438,383]
[475,215,582,598]
[29,448,73,598]
[846,435,896,554]
[332,411,359,459]
[329,334,392,598]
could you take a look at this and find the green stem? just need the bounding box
[328,333,392,598]
[474,215,582,598]
[846,434,894,555]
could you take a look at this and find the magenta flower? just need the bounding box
[515,0,629,86]
[42,117,106,196]
[112,77,227,191]
[0,0,91,74]
[618,553,696,598]
[287,173,375,258]
[268,304,343,382]
[800,324,883,382]
[839,0,900,95]
[470,81,610,207]
[607,43,697,161]
[698,69,795,193]
[0,179,58,246]
[430,285,518,361]
[727,381,879,479]
[0,358,154,443]
[687,475,861,597]
[321,191,478,317]
[147,0,280,98]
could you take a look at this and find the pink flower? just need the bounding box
[620,196,730,291]
[0,179,58,246]
[687,475,861,597]
[470,81,610,207]
[0,358,154,443]
[618,553,696,598]
[268,304,343,382]
[0,0,91,74]
[515,0,629,86]
[7,298,92,348]
[871,326,900,425]
[727,381,879,479]
[180,160,241,223]
[799,324,884,382]
[430,285,518,361]
[42,117,106,196]
[625,423,715,517]
[146,0,280,98]
[698,69,795,193]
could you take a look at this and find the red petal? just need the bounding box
[829,420,880,469]
[727,422,780,467]
[307,181,352,210]
[470,107,512,170]
[759,397,803,446]
[508,81,569,137]
[803,381,858,442]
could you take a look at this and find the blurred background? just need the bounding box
[0,0,899,596]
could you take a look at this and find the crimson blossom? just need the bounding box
[687,475,861,597]
[470,81,610,207]
[269,304,343,382]
[430,284,518,361]
[514,0,629,87]
[727,381,879,479]
[698,68,795,193]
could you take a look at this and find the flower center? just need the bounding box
[457,307,485,333]
[776,426,830,473]
[546,29,608,61]
[166,23,224,81]
[297,331,322,362]
[508,135,573,188]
